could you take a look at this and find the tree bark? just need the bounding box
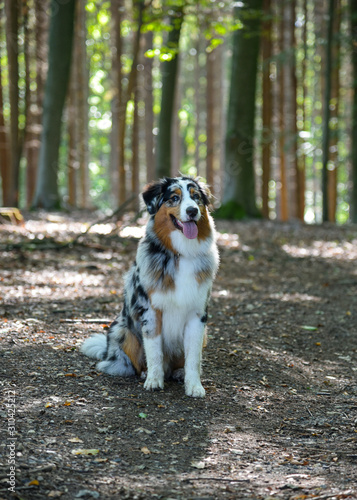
[32,0,76,209]
[222,0,263,218]
[143,31,155,183]
[278,1,288,221]
[5,0,20,206]
[67,48,78,207]
[261,0,272,219]
[206,46,215,192]
[322,0,335,222]
[328,0,340,222]
[0,6,10,205]
[75,0,89,208]
[131,86,140,210]
[350,0,357,222]
[111,0,123,204]
[24,0,37,208]
[155,8,184,178]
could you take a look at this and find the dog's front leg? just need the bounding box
[184,313,206,397]
[142,308,164,391]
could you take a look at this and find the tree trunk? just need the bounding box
[116,0,144,204]
[278,1,288,221]
[5,0,20,206]
[206,46,215,192]
[291,0,304,221]
[300,0,308,222]
[0,6,10,206]
[194,36,201,176]
[171,72,181,176]
[131,86,140,210]
[322,0,335,222]
[328,0,340,222]
[32,0,76,209]
[67,49,77,207]
[261,0,272,219]
[222,0,263,218]
[143,31,155,183]
[111,0,123,204]
[283,0,300,220]
[75,0,89,208]
[350,0,357,223]
[155,8,183,178]
[24,1,37,207]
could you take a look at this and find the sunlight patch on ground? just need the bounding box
[282,240,357,261]
[119,226,146,239]
[269,292,322,303]
[216,232,240,249]
[88,223,115,235]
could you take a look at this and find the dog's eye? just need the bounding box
[171,195,180,203]
[192,193,200,201]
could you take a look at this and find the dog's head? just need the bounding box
[142,177,212,241]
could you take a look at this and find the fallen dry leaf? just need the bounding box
[71,448,99,456]
[191,460,205,469]
[68,437,83,443]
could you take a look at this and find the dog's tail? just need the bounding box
[80,333,107,360]
[80,328,136,377]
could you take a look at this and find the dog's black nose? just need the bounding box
[186,206,198,218]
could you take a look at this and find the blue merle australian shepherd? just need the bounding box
[80,176,219,397]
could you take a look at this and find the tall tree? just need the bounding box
[74,0,89,209]
[261,0,272,219]
[277,0,288,221]
[5,0,20,206]
[284,0,300,220]
[32,0,76,209]
[221,0,263,218]
[328,0,340,222]
[155,7,184,178]
[206,46,215,191]
[351,0,357,223]
[0,6,10,205]
[143,31,155,183]
[322,0,335,222]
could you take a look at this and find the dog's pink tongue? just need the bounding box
[182,221,198,239]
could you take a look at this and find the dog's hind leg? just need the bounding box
[97,320,136,377]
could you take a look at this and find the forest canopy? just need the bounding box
[1,0,357,224]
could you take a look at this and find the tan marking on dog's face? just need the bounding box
[153,204,181,251]
[122,332,146,373]
[196,205,211,241]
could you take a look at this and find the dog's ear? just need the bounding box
[195,178,212,207]
[142,180,165,215]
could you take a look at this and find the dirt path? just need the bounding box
[1,214,357,499]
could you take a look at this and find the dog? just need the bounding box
[80,176,219,397]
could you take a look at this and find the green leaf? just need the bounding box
[139,413,147,419]
[301,325,318,331]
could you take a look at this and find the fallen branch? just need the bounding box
[182,477,250,483]
[66,194,137,248]
[60,318,112,324]
[1,195,138,252]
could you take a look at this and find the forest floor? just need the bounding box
[0,211,357,500]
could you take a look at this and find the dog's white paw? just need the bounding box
[144,374,164,391]
[185,381,205,398]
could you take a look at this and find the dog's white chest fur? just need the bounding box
[151,257,208,310]
[150,257,210,354]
